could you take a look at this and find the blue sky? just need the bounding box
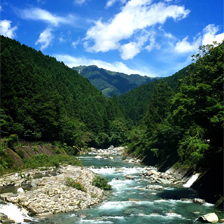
[0,0,223,77]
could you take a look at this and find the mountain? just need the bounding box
[0,35,126,149]
[72,65,161,97]
[117,66,191,122]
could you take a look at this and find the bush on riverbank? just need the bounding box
[92,176,112,190]
[65,177,86,192]
[23,154,82,169]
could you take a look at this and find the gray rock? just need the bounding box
[193,198,206,204]
[145,185,164,190]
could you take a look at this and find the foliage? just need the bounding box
[23,154,82,169]
[117,66,190,122]
[7,134,19,149]
[1,35,126,149]
[92,175,112,190]
[126,42,223,171]
[65,177,86,192]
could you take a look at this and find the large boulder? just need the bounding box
[199,213,219,223]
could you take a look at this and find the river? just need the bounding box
[0,153,223,223]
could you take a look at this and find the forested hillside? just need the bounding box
[117,66,190,122]
[73,65,160,97]
[125,42,223,186]
[0,35,130,149]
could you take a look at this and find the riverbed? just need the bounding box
[34,154,224,223]
[0,152,223,223]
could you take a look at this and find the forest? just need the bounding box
[0,35,130,153]
[0,35,223,179]
[122,42,223,174]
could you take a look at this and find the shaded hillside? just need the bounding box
[117,66,190,122]
[125,43,223,205]
[72,65,160,97]
[0,36,126,148]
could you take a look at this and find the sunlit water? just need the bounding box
[1,154,223,223]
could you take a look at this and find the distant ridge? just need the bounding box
[72,65,161,97]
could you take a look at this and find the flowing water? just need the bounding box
[0,154,223,223]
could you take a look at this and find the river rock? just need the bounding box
[193,198,205,204]
[145,185,164,190]
[199,213,219,223]
[17,188,25,194]
[125,175,134,180]
[108,145,114,150]
[0,166,105,217]
[155,178,172,185]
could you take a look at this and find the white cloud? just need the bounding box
[0,6,2,11]
[74,0,87,5]
[202,24,224,45]
[120,31,150,59]
[175,36,201,53]
[35,27,54,50]
[175,24,224,54]
[84,0,190,58]
[0,20,17,38]
[72,39,80,48]
[20,7,75,26]
[120,42,141,60]
[105,0,127,8]
[54,54,156,76]
[145,32,161,52]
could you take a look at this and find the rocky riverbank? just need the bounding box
[0,165,105,222]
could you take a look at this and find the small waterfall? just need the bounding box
[183,173,200,188]
[0,203,34,223]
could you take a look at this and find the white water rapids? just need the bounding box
[0,203,34,223]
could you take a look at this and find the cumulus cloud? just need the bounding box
[54,54,156,76]
[175,36,201,53]
[175,24,224,54]
[105,0,127,8]
[0,20,17,38]
[84,0,190,56]
[35,27,54,50]
[120,31,150,59]
[202,24,224,45]
[19,7,75,26]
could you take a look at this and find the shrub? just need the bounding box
[65,177,86,192]
[17,149,25,159]
[37,141,44,146]
[23,154,82,169]
[92,176,111,190]
[7,134,18,149]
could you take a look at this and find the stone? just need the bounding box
[0,166,104,218]
[199,213,219,223]
[129,198,142,201]
[125,175,134,180]
[23,219,32,222]
[145,185,164,190]
[17,188,25,194]
[193,198,205,204]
